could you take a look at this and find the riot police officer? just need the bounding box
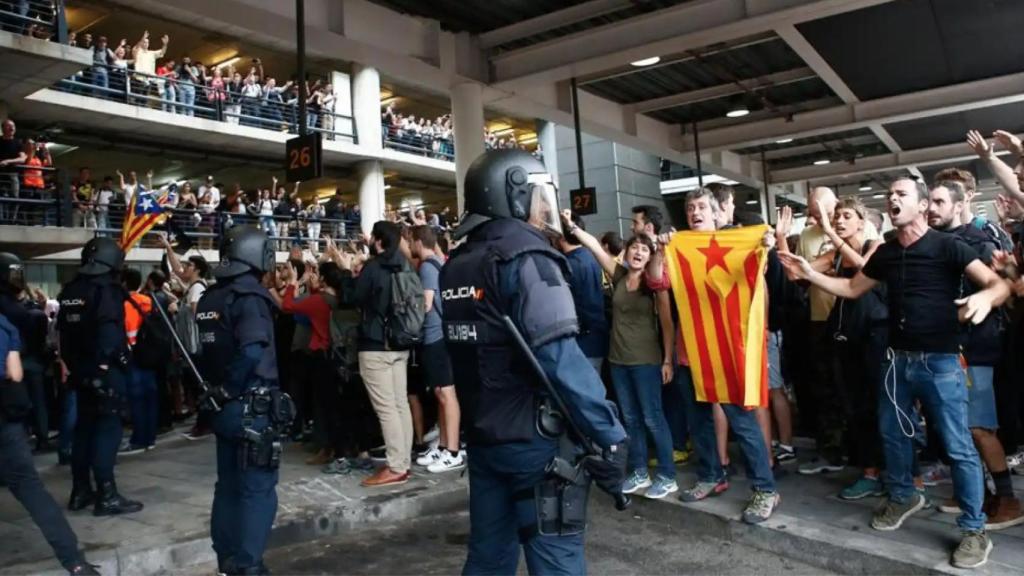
[441,149,629,575]
[196,227,292,576]
[0,255,99,575]
[57,237,143,516]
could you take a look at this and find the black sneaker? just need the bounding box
[774,444,796,464]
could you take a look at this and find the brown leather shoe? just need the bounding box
[361,467,410,487]
[985,495,1024,530]
[306,448,333,466]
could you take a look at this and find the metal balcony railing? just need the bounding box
[0,0,68,42]
[54,63,356,142]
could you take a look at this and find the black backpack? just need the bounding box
[126,295,173,370]
[322,292,360,380]
[382,262,425,350]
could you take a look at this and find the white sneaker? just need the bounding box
[427,451,466,473]
[416,446,442,467]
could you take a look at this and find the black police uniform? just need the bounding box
[441,150,627,575]
[196,228,290,576]
[57,238,142,516]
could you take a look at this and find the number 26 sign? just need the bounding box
[286,133,322,183]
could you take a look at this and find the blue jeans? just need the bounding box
[881,351,985,530]
[92,66,109,96]
[609,363,675,479]
[58,390,76,456]
[211,398,279,571]
[663,365,690,451]
[128,366,157,448]
[161,84,177,114]
[677,366,775,491]
[23,357,47,444]
[178,84,196,116]
[464,433,584,576]
[1,423,83,569]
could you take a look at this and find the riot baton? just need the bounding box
[147,290,225,412]
[501,315,630,511]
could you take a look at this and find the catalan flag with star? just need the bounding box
[120,184,173,252]
[665,225,770,408]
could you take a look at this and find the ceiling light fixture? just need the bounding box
[872,193,885,199]
[212,56,240,69]
[745,199,758,205]
[383,185,392,190]
[775,138,794,144]
[726,105,750,118]
[630,56,661,67]
[859,184,872,191]
[813,159,831,166]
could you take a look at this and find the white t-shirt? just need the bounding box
[199,185,220,207]
[96,187,115,211]
[186,280,206,307]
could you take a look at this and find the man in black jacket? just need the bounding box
[354,221,415,487]
[928,180,1023,530]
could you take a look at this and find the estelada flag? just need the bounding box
[120,184,173,252]
[665,225,770,408]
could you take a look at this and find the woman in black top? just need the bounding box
[818,197,889,500]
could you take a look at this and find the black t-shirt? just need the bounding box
[0,138,22,173]
[861,229,979,353]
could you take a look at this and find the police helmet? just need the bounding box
[455,149,562,239]
[0,252,24,292]
[214,227,274,279]
[79,237,124,275]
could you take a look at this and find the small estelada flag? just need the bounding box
[665,225,770,408]
[120,184,173,252]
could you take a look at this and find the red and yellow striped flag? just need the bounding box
[665,225,770,408]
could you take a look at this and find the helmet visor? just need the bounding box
[527,175,561,237]
[6,264,23,290]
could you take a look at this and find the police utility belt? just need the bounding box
[234,386,296,471]
[514,397,591,539]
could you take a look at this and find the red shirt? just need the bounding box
[281,285,331,352]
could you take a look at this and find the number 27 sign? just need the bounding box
[570,187,597,215]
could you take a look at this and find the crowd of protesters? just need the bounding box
[11,119,1024,570]
[552,127,1024,569]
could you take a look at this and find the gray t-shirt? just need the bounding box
[419,255,444,344]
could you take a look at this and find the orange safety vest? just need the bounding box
[124,292,153,346]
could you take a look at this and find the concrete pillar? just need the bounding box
[451,82,485,215]
[536,120,559,188]
[352,64,381,151]
[330,71,354,143]
[357,160,385,236]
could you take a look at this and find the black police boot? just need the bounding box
[67,482,95,511]
[67,561,101,575]
[92,480,143,516]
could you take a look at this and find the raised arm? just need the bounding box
[968,130,1023,206]
[562,210,617,277]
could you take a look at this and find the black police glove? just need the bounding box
[198,383,231,413]
[584,440,628,498]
